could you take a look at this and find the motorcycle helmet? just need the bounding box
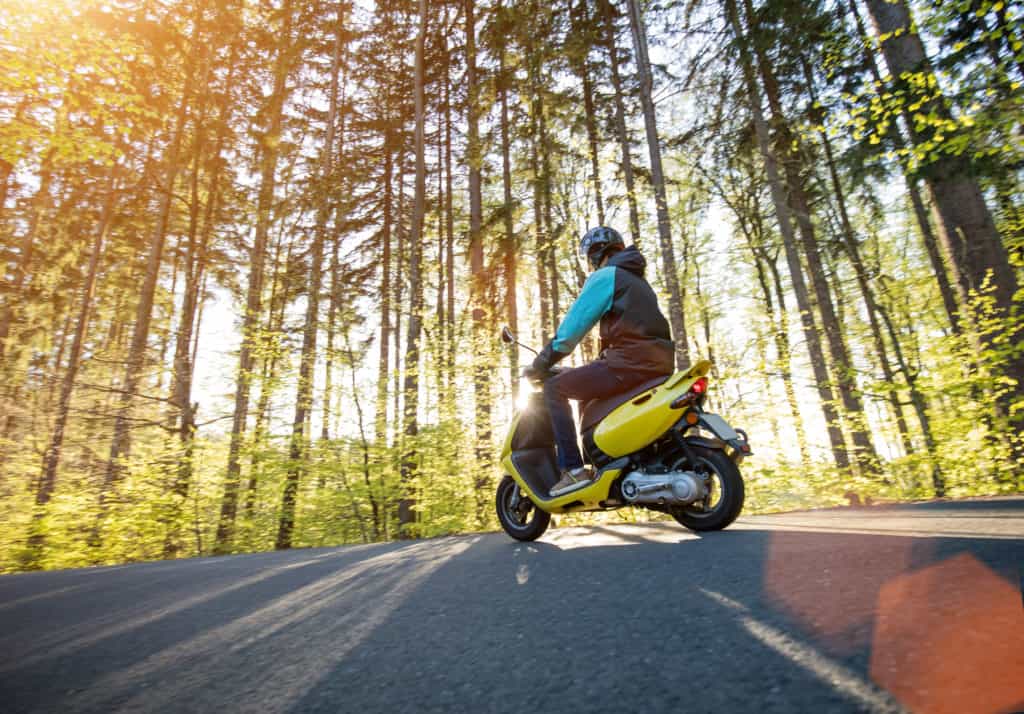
[579,226,625,270]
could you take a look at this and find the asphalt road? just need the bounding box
[1,498,1022,714]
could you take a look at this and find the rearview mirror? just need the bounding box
[500,326,515,344]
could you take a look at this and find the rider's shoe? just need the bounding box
[550,467,593,497]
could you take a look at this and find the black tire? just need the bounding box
[496,475,551,541]
[669,446,744,532]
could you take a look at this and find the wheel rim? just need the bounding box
[501,482,535,531]
[675,456,726,519]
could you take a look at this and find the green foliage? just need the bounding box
[1,0,1021,575]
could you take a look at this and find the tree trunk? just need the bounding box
[572,0,605,224]
[847,0,962,336]
[527,21,552,338]
[215,0,294,553]
[322,233,340,441]
[343,330,380,540]
[802,57,913,457]
[0,158,12,218]
[863,1,1017,307]
[398,0,427,535]
[103,2,204,498]
[749,6,879,475]
[244,236,290,520]
[276,6,344,550]
[498,8,520,401]
[30,177,119,558]
[625,0,689,369]
[393,155,406,459]
[466,0,492,521]
[864,0,1024,446]
[0,161,52,361]
[444,37,456,389]
[875,282,945,496]
[724,0,849,469]
[599,0,641,244]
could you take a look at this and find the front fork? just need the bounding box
[509,482,521,509]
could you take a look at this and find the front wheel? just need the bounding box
[496,475,551,541]
[669,446,744,532]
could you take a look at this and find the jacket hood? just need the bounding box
[607,244,646,276]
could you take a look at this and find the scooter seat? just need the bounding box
[580,374,669,433]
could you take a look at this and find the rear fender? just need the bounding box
[680,412,752,463]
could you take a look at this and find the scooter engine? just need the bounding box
[620,470,705,506]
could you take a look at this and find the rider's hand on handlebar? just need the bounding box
[521,364,548,382]
[521,364,564,381]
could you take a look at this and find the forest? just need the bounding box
[0,0,1020,572]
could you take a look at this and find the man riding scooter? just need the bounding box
[523,227,676,496]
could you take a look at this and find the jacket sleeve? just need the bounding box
[551,266,616,354]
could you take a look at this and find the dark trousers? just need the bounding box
[543,361,640,471]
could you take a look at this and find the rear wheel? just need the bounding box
[669,446,744,531]
[496,475,551,541]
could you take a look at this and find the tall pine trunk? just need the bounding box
[398,0,427,535]
[276,7,345,550]
[466,0,492,522]
[215,0,294,553]
[625,0,689,369]
[30,176,119,560]
[724,0,850,469]
[599,0,641,244]
[572,0,605,224]
[864,0,1024,451]
[847,0,961,336]
[498,3,520,401]
[103,2,204,499]
[748,6,879,475]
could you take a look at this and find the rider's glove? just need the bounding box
[527,342,569,380]
[521,364,548,381]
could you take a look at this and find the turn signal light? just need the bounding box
[684,409,699,425]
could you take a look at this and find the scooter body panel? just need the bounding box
[503,451,626,513]
[594,360,712,457]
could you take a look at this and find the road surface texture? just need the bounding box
[1,498,1022,714]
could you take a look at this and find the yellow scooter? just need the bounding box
[496,327,751,542]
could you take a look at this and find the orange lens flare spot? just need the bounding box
[869,553,1024,714]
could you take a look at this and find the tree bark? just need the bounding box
[526,14,552,338]
[599,0,641,244]
[376,129,393,445]
[864,0,1023,443]
[0,160,52,361]
[215,0,294,553]
[398,0,427,535]
[748,5,879,475]
[103,2,205,497]
[802,57,913,457]
[874,283,945,496]
[276,6,344,550]
[498,2,520,401]
[466,0,492,521]
[32,176,119,556]
[724,0,849,469]
[625,0,689,369]
[572,0,605,224]
[847,0,962,336]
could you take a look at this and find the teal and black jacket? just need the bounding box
[537,245,675,376]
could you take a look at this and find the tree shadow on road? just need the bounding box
[288,520,1023,714]
[0,515,1021,714]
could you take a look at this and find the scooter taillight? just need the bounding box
[670,377,709,409]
